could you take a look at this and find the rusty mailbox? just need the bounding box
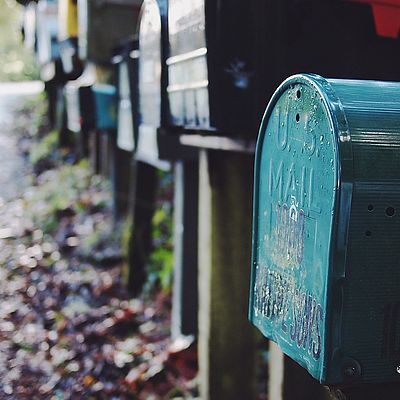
[249,74,400,385]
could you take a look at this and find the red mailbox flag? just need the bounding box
[347,0,400,38]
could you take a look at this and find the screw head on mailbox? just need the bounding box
[249,74,400,385]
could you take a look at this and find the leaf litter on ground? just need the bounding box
[0,99,198,399]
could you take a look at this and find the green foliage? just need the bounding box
[144,171,174,294]
[0,0,39,82]
[78,216,122,262]
[29,129,59,166]
[120,218,133,260]
[26,162,111,234]
[15,92,48,134]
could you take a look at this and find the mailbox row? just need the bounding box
[20,0,400,394]
[23,0,400,149]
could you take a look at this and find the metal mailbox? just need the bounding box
[167,0,400,138]
[58,0,83,79]
[77,0,142,64]
[58,0,78,41]
[167,0,259,135]
[249,74,400,385]
[65,64,96,133]
[136,0,169,169]
[112,41,138,152]
[92,84,118,130]
[36,0,60,80]
[22,1,37,52]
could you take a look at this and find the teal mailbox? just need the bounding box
[249,74,400,385]
[92,84,118,131]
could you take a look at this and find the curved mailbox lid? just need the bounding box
[249,74,400,384]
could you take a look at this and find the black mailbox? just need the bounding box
[167,0,400,138]
[77,0,142,64]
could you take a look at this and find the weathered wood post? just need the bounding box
[268,343,331,400]
[171,159,199,338]
[112,147,132,219]
[126,160,158,295]
[198,148,258,400]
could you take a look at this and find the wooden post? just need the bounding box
[127,160,158,295]
[56,86,72,149]
[99,130,111,177]
[44,79,58,129]
[89,129,101,174]
[111,146,132,219]
[268,343,332,400]
[171,159,199,339]
[198,149,258,400]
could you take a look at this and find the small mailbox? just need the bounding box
[65,64,96,134]
[136,0,169,170]
[167,0,260,135]
[92,84,118,131]
[58,0,83,80]
[77,0,142,64]
[167,1,400,139]
[36,0,60,80]
[112,41,138,153]
[249,74,400,385]
[22,2,37,52]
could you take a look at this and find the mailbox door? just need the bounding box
[250,74,400,384]
[249,75,340,382]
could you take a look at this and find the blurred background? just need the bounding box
[0,0,38,81]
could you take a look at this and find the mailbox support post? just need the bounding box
[127,160,158,295]
[197,149,258,400]
[171,159,199,338]
[111,144,132,220]
[269,342,331,400]
[89,128,101,174]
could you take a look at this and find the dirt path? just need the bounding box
[0,81,43,202]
